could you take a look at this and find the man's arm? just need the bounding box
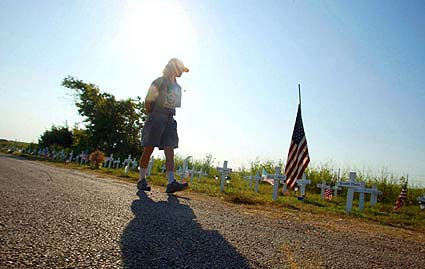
[145,84,159,114]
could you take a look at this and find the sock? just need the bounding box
[139,168,147,180]
[167,171,175,184]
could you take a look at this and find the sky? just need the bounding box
[1,0,424,186]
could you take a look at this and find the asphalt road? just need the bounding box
[1,153,424,268]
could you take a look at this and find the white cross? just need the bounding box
[355,184,383,209]
[59,149,66,161]
[369,184,382,207]
[357,181,367,211]
[332,183,341,197]
[188,169,196,183]
[75,153,81,163]
[113,157,121,168]
[177,156,192,182]
[176,166,184,179]
[183,156,191,172]
[317,181,331,199]
[296,174,311,199]
[122,154,133,167]
[253,173,263,193]
[266,167,286,201]
[79,151,86,165]
[186,166,198,183]
[192,169,205,180]
[105,154,114,168]
[317,180,341,199]
[131,158,139,170]
[337,172,362,213]
[243,175,254,189]
[217,161,232,192]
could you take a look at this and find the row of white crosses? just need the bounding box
[104,154,115,168]
[174,156,208,183]
[243,169,385,211]
[119,155,208,180]
[122,154,139,175]
[176,156,192,182]
[74,151,89,165]
[33,148,87,164]
[336,172,383,213]
[146,158,386,212]
[244,168,311,201]
[52,149,67,161]
[46,151,139,171]
[243,173,263,193]
[23,147,206,180]
[35,148,87,165]
[243,169,283,195]
[28,148,133,170]
[192,169,208,181]
[104,153,138,171]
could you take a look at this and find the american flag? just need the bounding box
[324,188,333,200]
[393,183,408,211]
[285,104,310,190]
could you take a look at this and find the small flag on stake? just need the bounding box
[324,188,333,200]
[393,181,408,211]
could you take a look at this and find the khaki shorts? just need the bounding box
[141,112,178,149]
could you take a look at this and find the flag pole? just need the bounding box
[298,84,301,106]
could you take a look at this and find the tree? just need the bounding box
[38,125,73,149]
[61,76,146,157]
[71,127,90,153]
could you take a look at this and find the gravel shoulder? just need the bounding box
[1,153,424,268]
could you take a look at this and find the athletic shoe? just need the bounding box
[137,178,151,191]
[166,181,188,193]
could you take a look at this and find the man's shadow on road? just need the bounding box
[120,191,250,268]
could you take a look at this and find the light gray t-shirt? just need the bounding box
[148,77,182,115]
[162,81,181,109]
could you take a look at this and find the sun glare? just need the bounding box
[115,0,195,71]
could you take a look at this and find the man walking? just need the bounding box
[137,58,189,193]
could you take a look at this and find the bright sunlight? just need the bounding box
[113,0,195,71]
